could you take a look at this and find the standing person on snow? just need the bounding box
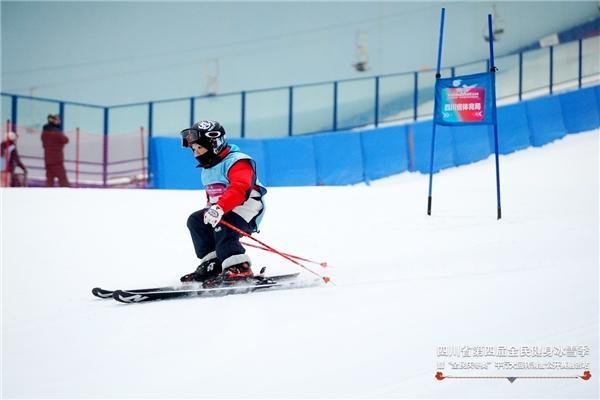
[0,131,27,187]
[41,114,70,187]
[179,120,267,285]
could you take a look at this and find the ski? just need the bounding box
[112,273,313,303]
[92,285,184,299]
[92,268,299,299]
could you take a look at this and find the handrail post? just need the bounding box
[518,52,523,101]
[102,107,109,188]
[549,46,554,95]
[288,86,293,136]
[578,39,583,89]
[240,91,246,138]
[332,81,338,131]
[374,76,380,128]
[413,72,418,121]
[190,97,195,127]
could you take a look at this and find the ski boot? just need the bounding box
[223,262,254,280]
[180,259,222,283]
[202,262,254,288]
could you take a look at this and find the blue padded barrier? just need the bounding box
[360,125,409,181]
[452,125,492,166]
[495,102,531,154]
[263,136,317,186]
[149,86,598,189]
[559,86,600,134]
[150,137,203,190]
[525,95,567,146]
[313,130,364,185]
[228,139,268,186]
[411,120,454,173]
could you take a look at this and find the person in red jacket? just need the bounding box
[1,131,27,187]
[178,120,267,285]
[41,114,70,187]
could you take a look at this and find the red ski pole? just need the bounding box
[219,220,331,284]
[240,240,328,268]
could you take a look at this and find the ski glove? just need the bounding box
[203,205,224,227]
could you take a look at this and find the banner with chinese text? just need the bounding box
[434,72,495,126]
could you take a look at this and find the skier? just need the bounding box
[179,120,267,285]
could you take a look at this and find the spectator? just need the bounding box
[41,114,70,187]
[0,131,28,187]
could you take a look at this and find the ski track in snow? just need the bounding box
[1,130,598,398]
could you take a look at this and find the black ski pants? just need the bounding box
[187,209,253,265]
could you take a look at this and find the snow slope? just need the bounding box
[1,130,598,399]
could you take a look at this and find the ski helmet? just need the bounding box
[180,120,228,168]
[181,120,227,153]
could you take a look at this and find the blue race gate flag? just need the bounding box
[434,72,495,126]
[428,9,502,219]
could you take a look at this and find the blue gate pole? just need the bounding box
[102,107,109,188]
[427,7,445,216]
[374,76,380,128]
[240,91,246,138]
[333,81,338,131]
[488,13,502,220]
[288,86,293,136]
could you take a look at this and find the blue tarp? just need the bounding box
[313,131,364,185]
[150,137,202,190]
[526,95,567,146]
[360,125,409,181]
[411,120,454,173]
[495,102,531,154]
[452,125,492,166]
[229,139,268,186]
[559,86,600,134]
[263,136,317,186]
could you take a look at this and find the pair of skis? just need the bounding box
[92,271,313,304]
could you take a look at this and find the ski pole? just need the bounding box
[240,240,328,268]
[219,220,331,284]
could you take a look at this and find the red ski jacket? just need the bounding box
[41,123,69,165]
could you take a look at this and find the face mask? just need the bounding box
[195,152,219,168]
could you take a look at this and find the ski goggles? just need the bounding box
[180,128,200,147]
[180,128,223,147]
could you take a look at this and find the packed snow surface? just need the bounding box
[2,130,598,398]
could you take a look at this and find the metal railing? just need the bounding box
[2,36,599,185]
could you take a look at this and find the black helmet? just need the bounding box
[180,120,227,154]
[181,120,228,168]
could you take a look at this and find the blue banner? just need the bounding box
[434,72,495,126]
